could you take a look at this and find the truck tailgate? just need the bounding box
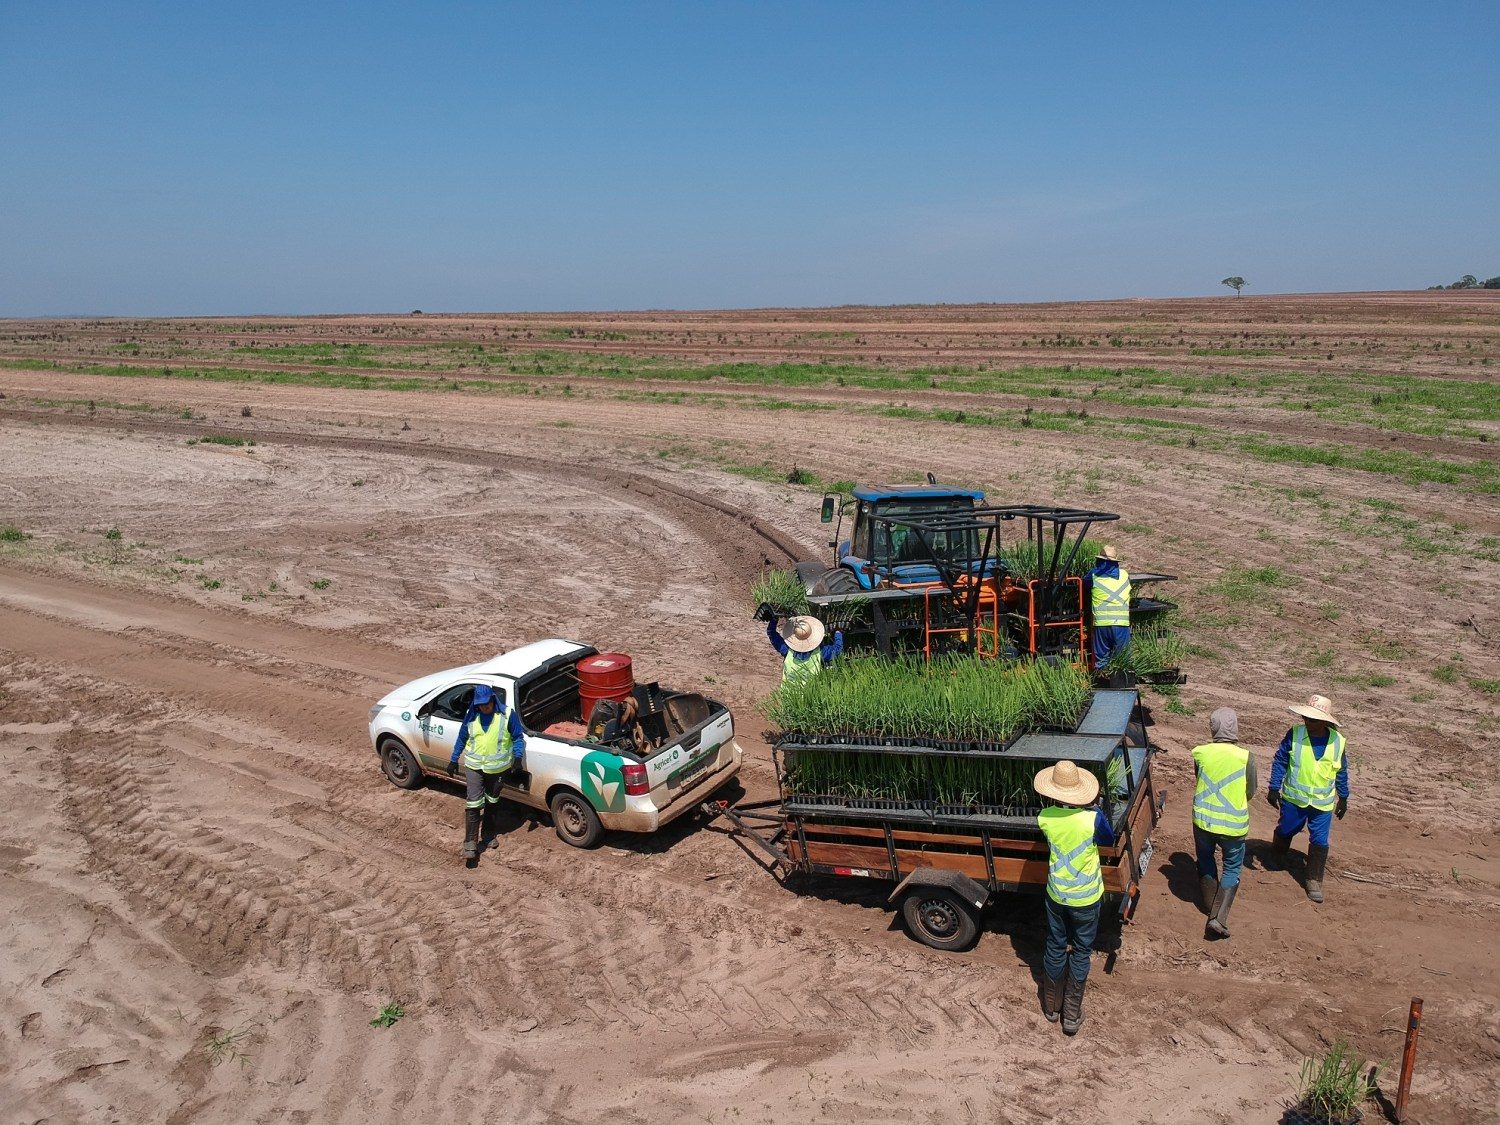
[644,708,734,805]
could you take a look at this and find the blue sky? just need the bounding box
[1,3,1496,314]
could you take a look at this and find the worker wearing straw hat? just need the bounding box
[765,614,844,686]
[1191,707,1257,939]
[1266,693,1348,903]
[1034,760,1115,1036]
[1086,545,1131,665]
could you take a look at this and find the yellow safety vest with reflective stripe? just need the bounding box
[1037,806,1104,907]
[782,649,823,686]
[1191,741,1251,837]
[1280,726,1344,812]
[460,708,515,773]
[1091,569,1131,628]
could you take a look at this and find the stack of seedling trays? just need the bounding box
[765,655,1132,832]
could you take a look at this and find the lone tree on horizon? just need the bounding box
[1221,276,1247,297]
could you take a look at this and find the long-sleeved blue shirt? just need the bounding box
[1268,726,1349,801]
[452,705,527,765]
[1092,807,1115,847]
[766,618,844,666]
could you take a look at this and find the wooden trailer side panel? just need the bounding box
[789,834,1133,893]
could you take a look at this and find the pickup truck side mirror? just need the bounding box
[819,495,836,524]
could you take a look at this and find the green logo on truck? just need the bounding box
[580,751,626,813]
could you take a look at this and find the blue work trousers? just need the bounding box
[1043,895,1101,983]
[1092,625,1131,665]
[1276,800,1332,847]
[1193,826,1246,888]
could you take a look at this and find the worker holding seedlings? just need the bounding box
[1086,545,1131,665]
[764,613,844,685]
[446,685,527,863]
[1191,707,1257,938]
[1266,693,1347,903]
[1034,759,1114,1036]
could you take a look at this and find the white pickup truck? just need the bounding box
[367,639,743,848]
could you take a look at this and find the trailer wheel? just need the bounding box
[901,887,979,952]
[380,739,424,790]
[549,789,604,849]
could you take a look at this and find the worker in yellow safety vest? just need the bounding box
[1034,760,1115,1036]
[1087,544,1131,666]
[446,684,527,864]
[764,613,844,685]
[1191,708,1257,940]
[1266,694,1348,903]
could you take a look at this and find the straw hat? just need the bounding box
[1099,544,1120,562]
[782,615,826,654]
[1288,693,1339,727]
[1033,759,1100,806]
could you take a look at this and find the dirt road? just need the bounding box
[2,297,1497,1122]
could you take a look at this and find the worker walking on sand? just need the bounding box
[765,613,844,685]
[1035,760,1114,1036]
[1192,707,1257,939]
[1266,693,1348,903]
[1086,545,1131,665]
[446,685,527,863]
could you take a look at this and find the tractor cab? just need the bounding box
[819,484,985,591]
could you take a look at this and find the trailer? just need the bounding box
[706,689,1166,954]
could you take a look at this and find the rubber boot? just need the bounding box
[1061,975,1086,1036]
[1206,884,1238,939]
[1199,875,1218,916]
[1304,844,1329,904]
[1040,975,1064,1023]
[1265,831,1292,871]
[462,808,481,861]
[480,801,499,851]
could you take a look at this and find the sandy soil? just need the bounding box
[1,295,1497,1123]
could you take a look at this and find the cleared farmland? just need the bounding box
[1,291,1497,1124]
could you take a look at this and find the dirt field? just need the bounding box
[1,292,1497,1123]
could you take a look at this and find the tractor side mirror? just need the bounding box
[820,496,836,523]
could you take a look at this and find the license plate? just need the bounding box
[1136,840,1155,879]
[668,753,714,790]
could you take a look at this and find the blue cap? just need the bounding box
[472,684,495,706]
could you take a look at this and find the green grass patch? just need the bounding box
[0,526,30,542]
[1203,565,1292,602]
[199,434,251,447]
[1240,437,1499,493]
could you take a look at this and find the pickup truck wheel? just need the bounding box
[901,887,979,952]
[549,790,604,849]
[380,739,424,790]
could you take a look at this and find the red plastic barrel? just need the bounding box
[577,652,634,720]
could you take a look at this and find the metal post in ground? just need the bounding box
[1395,996,1423,1122]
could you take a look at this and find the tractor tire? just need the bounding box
[811,568,861,596]
[794,561,829,590]
[549,789,604,849]
[380,739,424,790]
[900,887,980,952]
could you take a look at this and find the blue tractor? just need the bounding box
[797,481,989,595]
